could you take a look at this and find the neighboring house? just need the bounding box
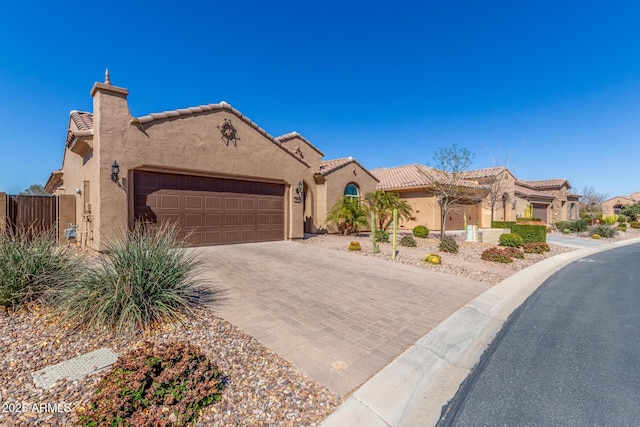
[601,192,640,216]
[45,73,377,250]
[514,179,580,224]
[371,164,488,231]
[371,165,580,231]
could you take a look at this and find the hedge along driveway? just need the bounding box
[194,241,491,397]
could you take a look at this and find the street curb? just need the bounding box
[321,237,640,427]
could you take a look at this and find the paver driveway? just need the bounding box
[195,241,491,397]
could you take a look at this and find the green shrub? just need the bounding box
[631,221,640,229]
[439,236,458,253]
[572,219,589,232]
[602,214,618,225]
[516,217,541,223]
[523,242,551,254]
[399,235,417,247]
[499,233,524,248]
[348,241,361,251]
[589,224,616,238]
[49,224,217,336]
[481,247,513,263]
[617,214,628,224]
[622,203,640,221]
[511,224,547,243]
[562,228,571,234]
[79,340,226,427]
[374,229,390,243]
[555,221,572,231]
[412,225,429,238]
[491,221,516,230]
[0,227,81,308]
[424,253,442,264]
[616,224,627,232]
[592,234,602,240]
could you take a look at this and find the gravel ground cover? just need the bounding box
[298,230,640,285]
[0,306,339,427]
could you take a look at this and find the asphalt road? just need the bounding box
[438,243,640,427]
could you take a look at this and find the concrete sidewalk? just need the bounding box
[321,237,640,427]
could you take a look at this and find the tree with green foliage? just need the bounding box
[364,190,413,231]
[621,202,640,222]
[420,145,477,240]
[20,184,49,196]
[326,196,368,235]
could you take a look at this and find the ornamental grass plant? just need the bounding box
[49,223,219,336]
[0,226,81,308]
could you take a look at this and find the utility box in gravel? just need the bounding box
[481,228,511,245]
[32,347,118,389]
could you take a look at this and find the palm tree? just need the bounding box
[364,190,413,231]
[327,196,368,235]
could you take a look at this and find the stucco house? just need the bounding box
[601,192,640,216]
[44,73,377,250]
[371,165,580,231]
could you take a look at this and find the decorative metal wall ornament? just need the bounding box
[217,118,240,146]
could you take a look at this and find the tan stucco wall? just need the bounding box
[320,162,378,233]
[398,190,440,231]
[602,196,635,216]
[280,135,323,165]
[81,83,310,250]
[57,194,76,244]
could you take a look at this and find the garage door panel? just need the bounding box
[241,230,256,242]
[225,230,240,244]
[225,214,240,226]
[159,213,181,225]
[241,214,254,226]
[204,231,221,245]
[185,196,203,209]
[242,199,254,210]
[258,214,270,226]
[160,194,180,209]
[225,198,240,210]
[134,171,284,247]
[185,214,202,227]
[205,197,221,210]
[205,214,221,227]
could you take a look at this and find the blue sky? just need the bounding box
[1,1,639,198]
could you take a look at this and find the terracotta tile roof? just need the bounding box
[460,167,507,179]
[514,183,555,200]
[371,164,481,190]
[517,178,569,189]
[70,111,93,130]
[66,111,94,145]
[315,157,379,181]
[275,132,324,156]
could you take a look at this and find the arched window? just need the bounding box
[344,183,359,201]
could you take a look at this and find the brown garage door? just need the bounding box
[446,203,481,230]
[133,171,285,246]
[531,203,548,223]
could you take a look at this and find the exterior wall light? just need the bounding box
[111,161,120,182]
